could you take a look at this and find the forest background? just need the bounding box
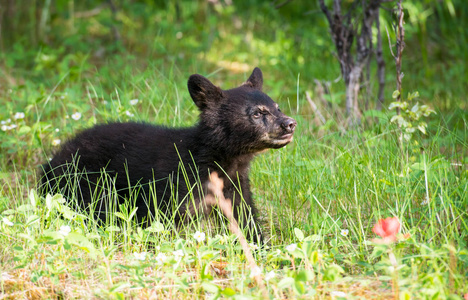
[0,0,467,299]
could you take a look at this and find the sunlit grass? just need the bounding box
[1,1,467,298]
[1,82,466,297]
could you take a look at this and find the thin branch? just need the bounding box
[318,0,333,25]
[385,26,396,58]
[395,0,405,113]
[74,6,105,18]
[306,91,326,125]
[107,0,121,42]
[274,0,293,9]
[206,172,269,299]
[376,8,385,110]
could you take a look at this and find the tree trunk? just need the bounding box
[318,0,388,127]
[347,62,365,126]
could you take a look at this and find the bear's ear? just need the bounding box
[244,67,263,90]
[188,74,224,110]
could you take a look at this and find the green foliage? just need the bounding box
[389,90,436,141]
[0,0,467,298]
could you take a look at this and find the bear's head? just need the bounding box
[188,68,296,155]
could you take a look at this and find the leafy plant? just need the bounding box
[389,90,436,141]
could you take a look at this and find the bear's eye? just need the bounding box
[253,111,262,118]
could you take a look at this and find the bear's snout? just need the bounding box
[281,118,297,133]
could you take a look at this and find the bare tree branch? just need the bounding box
[205,172,269,299]
[107,0,121,42]
[318,0,332,24]
[385,25,396,58]
[306,91,326,125]
[376,9,385,110]
[274,0,294,9]
[395,0,405,115]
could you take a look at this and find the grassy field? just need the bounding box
[1,1,467,299]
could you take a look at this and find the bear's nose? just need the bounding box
[281,118,297,133]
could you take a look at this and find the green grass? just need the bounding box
[1,1,468,299]
[1,72,466,298]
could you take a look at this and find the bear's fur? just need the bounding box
[39,68,296,242]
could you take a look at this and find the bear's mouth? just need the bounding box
[278,133,294,144]
[268,132,294,147]
[279,133,294,140]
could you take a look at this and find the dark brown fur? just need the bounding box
[39,68,296,243]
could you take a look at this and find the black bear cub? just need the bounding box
[40,68,296,243]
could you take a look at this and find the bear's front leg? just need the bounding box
[206,172,264,244]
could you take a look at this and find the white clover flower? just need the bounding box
[55,128,60,132]
[250,266,262,278]
[219,234,228,244]
[249,243,258,250]
[14,112,25,120]
[52,139,61,146]
[156,252,167,264]
[286,243,297,253]
[129,99,139,106]
[1,272,13,281]
[1,124,17,131]
[1,119,11,125]
[330,291,347,298]
[265,270,276,281]
[125,111,134,117]
[59,225,71,236]
[340,229,349,237]
[71,112,82,120]
[2,217,13,226]
[193,231,206,243]
[173,249,184,259]
[133,252,147,261]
